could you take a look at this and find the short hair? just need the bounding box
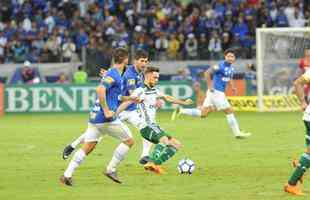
[134,49,149,60]
[224,48,236,56]
[113,47,128,64]
[145,66,160,74]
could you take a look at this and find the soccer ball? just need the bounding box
[178,159,195,174]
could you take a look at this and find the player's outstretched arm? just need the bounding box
[161,95,193,105]
[115,100,133,116]
[294,76,308,110]
[96,85,114,118]
[229,79,237,95]
[205,68,214,91]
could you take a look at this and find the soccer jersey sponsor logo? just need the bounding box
[228,95,300,111]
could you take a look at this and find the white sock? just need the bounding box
[226,113,241,136]
[140,139,152,158]
[106,143,130,173]
[64,149,86,178]
[180,108,202,117]
[71,133,86,149]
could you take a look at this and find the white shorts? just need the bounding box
[84,119,133,142]
[118,110,146,130]
[303,105,310,121]
[202,89,231,110]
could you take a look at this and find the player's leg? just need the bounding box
[211,91,251,139]
[62,133,86,160]
[154,137,181,165]
[105,119,134,183]
[223,107,251,138]
[172,90,215,120]
[126,110,153,164]
[60,123,101,186]
[285,120,310,195]
[140,124,166,173]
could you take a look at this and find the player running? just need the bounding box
[296,48,310,102]
[62,49,153,165]
[284,68,310,195]
[60,48,134,186]
[171,49,251,139]
[119,66,193,174]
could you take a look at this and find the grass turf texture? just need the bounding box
[0,111,308,200]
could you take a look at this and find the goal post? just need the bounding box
[256,27,310,111]
[0,83,3,116]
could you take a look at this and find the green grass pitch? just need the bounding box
[0,111,309,200]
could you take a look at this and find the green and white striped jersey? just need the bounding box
[131,85,163,125]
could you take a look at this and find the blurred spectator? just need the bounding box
[45,34,61,62]
[167,34,180,60]
[289,8,306,27]
[21,61,40,84]
[73,65,88,84]
[171,67,192,81]
[0,31,7,63]
[12,41,27,63]
[56,72,70,84]
[275,7,289,27]
[155,33,168,61]
[0,0,308,63]
[208,32,222,60]
[185,33,198,60]
[244,63,257,95]
[232,16,249,41]
[198,33,209,60]
[221,32,231,52]
[62,38,76,62]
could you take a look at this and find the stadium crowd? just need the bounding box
[0,0,309,64]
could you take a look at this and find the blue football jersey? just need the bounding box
[89,67,123,124]
[213,60,234,92]
[122,65,143,111]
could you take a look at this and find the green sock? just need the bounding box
[149,143,166,164]
[156,145,178,165]
[288,153,310,185]
[304,121,310,147]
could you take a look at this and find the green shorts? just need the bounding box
[140,123,171,144]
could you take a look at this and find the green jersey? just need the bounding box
[131,85,163,125]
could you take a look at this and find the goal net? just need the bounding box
[256,27,310,111]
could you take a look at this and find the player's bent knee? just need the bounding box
[224,107,234,114]
[159,136,170,145]
[82,142,97,155]
[201,108,209,118]
[123,138,135,147]
[170,138,182,149]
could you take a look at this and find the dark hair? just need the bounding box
[134,49,149,60]
[145,66,160,74]
[224,48,236,56]
[113,47,128,64]
[78,65,83,70]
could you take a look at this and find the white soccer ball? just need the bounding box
[178,159,195,174]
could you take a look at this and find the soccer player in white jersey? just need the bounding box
[284,69,310,195]
[62,50,153,165]
[118,66,193,174]
[172,49,251,139]
[60,48,134,186]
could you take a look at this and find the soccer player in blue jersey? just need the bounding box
[62,50,153,164]
[60,48,134,186]
[118,50,153,164]
[172,49,251,139]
